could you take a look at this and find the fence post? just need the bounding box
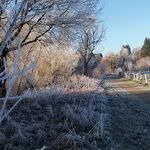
[125,72,127,78]
[134,73,137,81]
[145,74,148,84]
[136,73,139,81]
[133,73,135,80]
[132,73,134,80]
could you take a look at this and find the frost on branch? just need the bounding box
[0,39,35,123]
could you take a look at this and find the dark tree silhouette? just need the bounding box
[141,38,150,57]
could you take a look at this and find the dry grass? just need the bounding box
[0,76,110,150]
[58,75,104,93]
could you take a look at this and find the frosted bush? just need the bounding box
[59,75,104,93]
[8,43,80,95]
[135,57,150,71]
[92,63,106,78]
[34,45,80,87]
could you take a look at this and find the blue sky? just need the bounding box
[99,0,150,55]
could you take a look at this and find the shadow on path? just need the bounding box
[104,79,150,149]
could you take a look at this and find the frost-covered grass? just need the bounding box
[0,76,111,150]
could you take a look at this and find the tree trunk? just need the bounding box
[0,47,9,97]
[83,61,88,76]
[0,58,6,97]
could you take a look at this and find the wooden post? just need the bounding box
[125,72,127,78]
[134,73,137,81]
[133,73,135,80]
[131,73,133,79]
[140,74,142,82]
[136,73,139,81]
[145,74,148,84]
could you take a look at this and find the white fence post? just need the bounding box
[134,73,137,81]
[133,73,135,80]
[128,72,150,85]
[145,74,148,84]
[136,73,139,81]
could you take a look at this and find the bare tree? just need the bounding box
[0,0,102,96]
[119,45,131,72]
[78,25,105,75]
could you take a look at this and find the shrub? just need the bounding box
[10,44,80,95]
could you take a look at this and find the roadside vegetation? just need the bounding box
[0,0,111,149]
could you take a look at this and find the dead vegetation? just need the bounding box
[0,76,111,150]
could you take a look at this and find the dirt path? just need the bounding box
[104,80,150,150]
[110,78,150,105]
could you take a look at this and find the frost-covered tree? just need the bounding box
[78,25,104,75]
[103,54,118,73]
[119,45,131,72]
[120,45,131,57]
[0,0,102,96]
